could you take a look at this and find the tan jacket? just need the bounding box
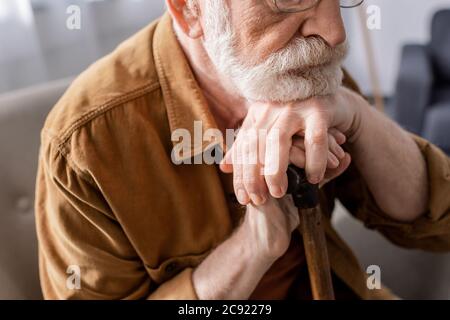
[35,13,450,299]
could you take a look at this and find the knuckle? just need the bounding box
[243,174,262,191]
[234,176,245,187]
[245,182,260,194]
[267,129,283,144]
[243,172,257,184]
[241,128,258,142]
[310,103,330,121]
[310,98,326,110]
[278,129,290,142]
[309,129,328,145]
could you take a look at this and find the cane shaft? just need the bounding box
[299,207,335,300]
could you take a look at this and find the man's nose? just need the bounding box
[299,2,347,48]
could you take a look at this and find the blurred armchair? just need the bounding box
[0,78,72,299]
[393,9,450,154]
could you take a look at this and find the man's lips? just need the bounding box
[285,63,330,77]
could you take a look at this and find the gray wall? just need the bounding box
[0,0,166,94]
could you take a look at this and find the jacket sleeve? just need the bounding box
[335,133,450,252]
[35,138,198,300]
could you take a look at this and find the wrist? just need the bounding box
[192,223,273,300]
[344,90,370,145]
[236,213,288,267]
[235,220,279,268]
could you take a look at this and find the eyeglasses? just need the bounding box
[266,0,364,13]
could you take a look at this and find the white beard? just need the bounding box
[202,0,348,103]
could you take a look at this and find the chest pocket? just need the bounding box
[145,250,211,285]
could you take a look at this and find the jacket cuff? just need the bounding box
[148,268,199,300]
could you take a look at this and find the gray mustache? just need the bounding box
[263,36,348,73]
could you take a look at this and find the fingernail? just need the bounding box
[269,186,283,198]
[250,193,265,205]
[329,155,339,168]
[308,174,320,184]
[237,189,249,204]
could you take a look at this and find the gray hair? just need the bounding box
[185,0,200,18]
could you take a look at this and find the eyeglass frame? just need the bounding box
[266,0,365,14]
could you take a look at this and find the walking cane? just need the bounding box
[287,165,335,300]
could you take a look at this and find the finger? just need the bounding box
[263,110,305,198]
[328,133,345,160]
[319,153,352,188]
[328,128,346,145]
[264,126,291,198]
[289,144,306,168]
[220,145,234,173]
[327,151,339,169]
[304,113,329,184]
[324,152,351,180]
[220,122,249,173]
[242,129,267,205]
[293,135,340,169]
[293,132,343,152]
[233,139,250,205]
[292,136,305,150]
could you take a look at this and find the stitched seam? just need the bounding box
[56,82,160,152]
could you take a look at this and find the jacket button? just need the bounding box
[165,262,178,274]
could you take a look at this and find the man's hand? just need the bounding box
[220,86,361,205]
[243,196,300,261]
[192,196,299,300]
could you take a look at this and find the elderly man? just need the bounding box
[35,0,450,300]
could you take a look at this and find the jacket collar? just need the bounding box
[153,12,223,162]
